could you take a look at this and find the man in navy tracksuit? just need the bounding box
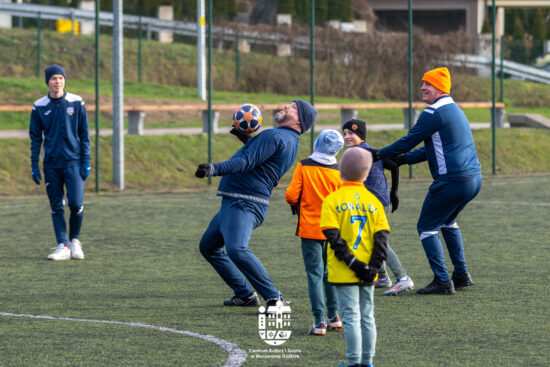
[195,100,317,307]
[29,64,91,261]
[374,67,482,295]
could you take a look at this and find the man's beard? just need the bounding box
[274,110,286,125]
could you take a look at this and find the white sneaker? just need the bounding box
[69,238,85,260]
[47,244,71,260]
[327,316,343,329]
[383,276,414,296]
[374,276,393,288]
[307,321,327,336]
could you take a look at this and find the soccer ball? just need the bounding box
[233,103,262,134]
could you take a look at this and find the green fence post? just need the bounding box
[500,35,504,103]
[310,0,315,153]
[491,0,496,175]
[329,51,333,86]
[95,0,100,192]
[36,12,41,78]
[408,0,413,179]
[138,15,142,83]
[235,30,239,82]
[207,0,213,185]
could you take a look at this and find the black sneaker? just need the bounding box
[223,292,260,307]
[264,297,290,314]
[452,271,474,289]
[416,277,456,295]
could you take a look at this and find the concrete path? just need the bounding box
[0,122,509,139]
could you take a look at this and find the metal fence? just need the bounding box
[0,2,308,48]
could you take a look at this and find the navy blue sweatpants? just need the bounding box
[199,197,280,301]
[417,174,482,282]
[43,161,84,246]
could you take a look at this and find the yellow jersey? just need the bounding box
[320,181,390,284]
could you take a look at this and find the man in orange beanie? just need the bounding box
[366,67,482,295]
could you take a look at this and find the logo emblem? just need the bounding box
[44,110,51,116]
[67,107,74,116]
[258,301,292,346]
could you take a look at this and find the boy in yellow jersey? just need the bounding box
[321,147,389,367]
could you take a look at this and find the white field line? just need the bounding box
[0,312,247,367]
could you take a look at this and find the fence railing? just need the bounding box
[0,2,309,48]
[448,54,550,85]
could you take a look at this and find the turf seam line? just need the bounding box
[0,312,247,367]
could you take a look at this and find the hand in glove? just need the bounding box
[365,147,381,162]
[230,127,250,144]
[31,162,42,185]
[349,258,377,283]
[195,163,214,178]
[290,204,300,215]
[390,190,399,212]
[80,159,91,181]
[394,153,406,166]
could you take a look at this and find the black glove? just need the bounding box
[349,258,378,283]
[390,190,399,212]
[230,127,250,144]
[290,204,300,215]
[382,157,398,170]
[365,147,381,162]
[195,163,214,178]
[394,153,406,166]
[360,267,378,283]
[31,162,41,185]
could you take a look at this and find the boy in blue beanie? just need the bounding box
[196,100,317,308]
[29,64,91,260]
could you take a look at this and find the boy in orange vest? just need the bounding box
[285,129,344,335]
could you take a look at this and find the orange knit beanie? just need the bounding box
[422,67,451,94]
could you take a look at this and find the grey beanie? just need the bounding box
[45,64,67,85]
[314,129,344,156]
[293,99,318,134]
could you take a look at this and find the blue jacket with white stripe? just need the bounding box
[213,126,301,206]
[379,96,481,179]
[29,91,91,168]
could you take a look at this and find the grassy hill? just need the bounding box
[2,127,550,197]
[1,27,550,197]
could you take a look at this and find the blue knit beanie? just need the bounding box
[293,99,318,134]
[314,129,344,156]
[45,64,67,85]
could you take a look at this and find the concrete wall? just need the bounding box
[0,0,12,29]
[79,1,95,35]
[157,6,174,43]
[365,0,505,38]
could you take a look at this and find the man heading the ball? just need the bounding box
[195,100,317,307]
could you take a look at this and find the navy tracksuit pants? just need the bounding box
[417,174,482,282]
[199,197,280,301]
[43,161,84,246]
